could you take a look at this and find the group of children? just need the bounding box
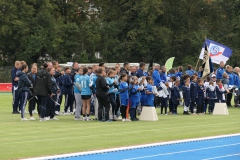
[12,60,235,122]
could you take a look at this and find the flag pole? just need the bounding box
[195,59,200,71]
[195,36,207,71]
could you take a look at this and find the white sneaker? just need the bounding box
[122,118,126,122]
[70,112,74,115]
[82,117,87,121]
[21,118,28,121]
[29,117,36,120]
[74,117,81,120]
[45,117,50,121]
[39,118,46,122]
[55,111,60,115]
[125,118,131,122]
[63,112,70,115]
[50,117,59,120]
[86,117,90,121]
[33,110,38,114]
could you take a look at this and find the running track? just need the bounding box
[25,134,240,160]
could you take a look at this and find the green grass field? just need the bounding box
[0,93,240,160]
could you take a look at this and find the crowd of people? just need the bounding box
[11,60,240,122]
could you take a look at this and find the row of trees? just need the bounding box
[0,0,240,67]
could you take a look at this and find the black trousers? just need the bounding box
[108,93,117,118]
[46,95,56,118]
[97,93,110,121]
[38,96,48,118]
[28,95,39,116]
[115,95,120,116]
[226,93,232,106]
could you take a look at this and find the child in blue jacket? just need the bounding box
[182,80,190,115]
[129,76,141,121]
[119,73,129,122]
[196,79,205,114]
[190,75,198,114]
[106,70,117,120]
[206,81,216,113]
[145,76,155,107]
[79,67,92,121]
[172,80,181,115]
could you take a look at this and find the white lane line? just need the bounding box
[0,121,238,136]
[21,133,240,160]
[1,122,239,144]
[202,153,240,160]
[124,143,240,160]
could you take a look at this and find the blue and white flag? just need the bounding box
[199,39,232,64]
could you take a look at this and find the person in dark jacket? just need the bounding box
[96,67,111,122]
[62,67,74,114]
[11,61,22,114]
[190,75,198,114]
[17,64,32,121]
[216,80,229,103]
[34,62,53,121]
[196,79,205,114]
[46,67,60,120]
[206,81,217,113]
[136,62,146,78]
[172,80,181,115]
[120,62,130,75]
[54,64,64,114]
[27,63,39,120]
[182,81,190,115]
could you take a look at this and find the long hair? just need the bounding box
[118,73,127,82]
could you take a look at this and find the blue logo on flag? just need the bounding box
[210,46,220,55]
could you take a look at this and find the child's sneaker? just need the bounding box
[29,117,36,120]
[39,118,46,122]
[82,117,87,121]
[86,117,90,121]
[50,117,59,120]
[122,118,126,122]
[125,118,131,122]
[21,117,29,121]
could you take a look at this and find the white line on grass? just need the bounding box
[21,133,240,160]
[1,120,238,136]
[123,143,240,160]
[1,122,238,144]
[202,153,240,160]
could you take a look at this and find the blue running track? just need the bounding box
[58,135,240,160]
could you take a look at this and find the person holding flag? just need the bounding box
[200,42,214,80]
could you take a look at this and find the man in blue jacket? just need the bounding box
[233,67,240,106]
[62,67,74,115]
[136,62,145,78]
[216,61,225,80]
[160,66,167,82]
[152,64,161,87]
[11,61,22,114]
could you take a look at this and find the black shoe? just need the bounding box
[12,111,20,114]
[183,111,189,115]
[135,118,139,121]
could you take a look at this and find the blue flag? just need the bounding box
[199,39,232,64]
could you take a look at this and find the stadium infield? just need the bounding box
[0,93,239,160]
